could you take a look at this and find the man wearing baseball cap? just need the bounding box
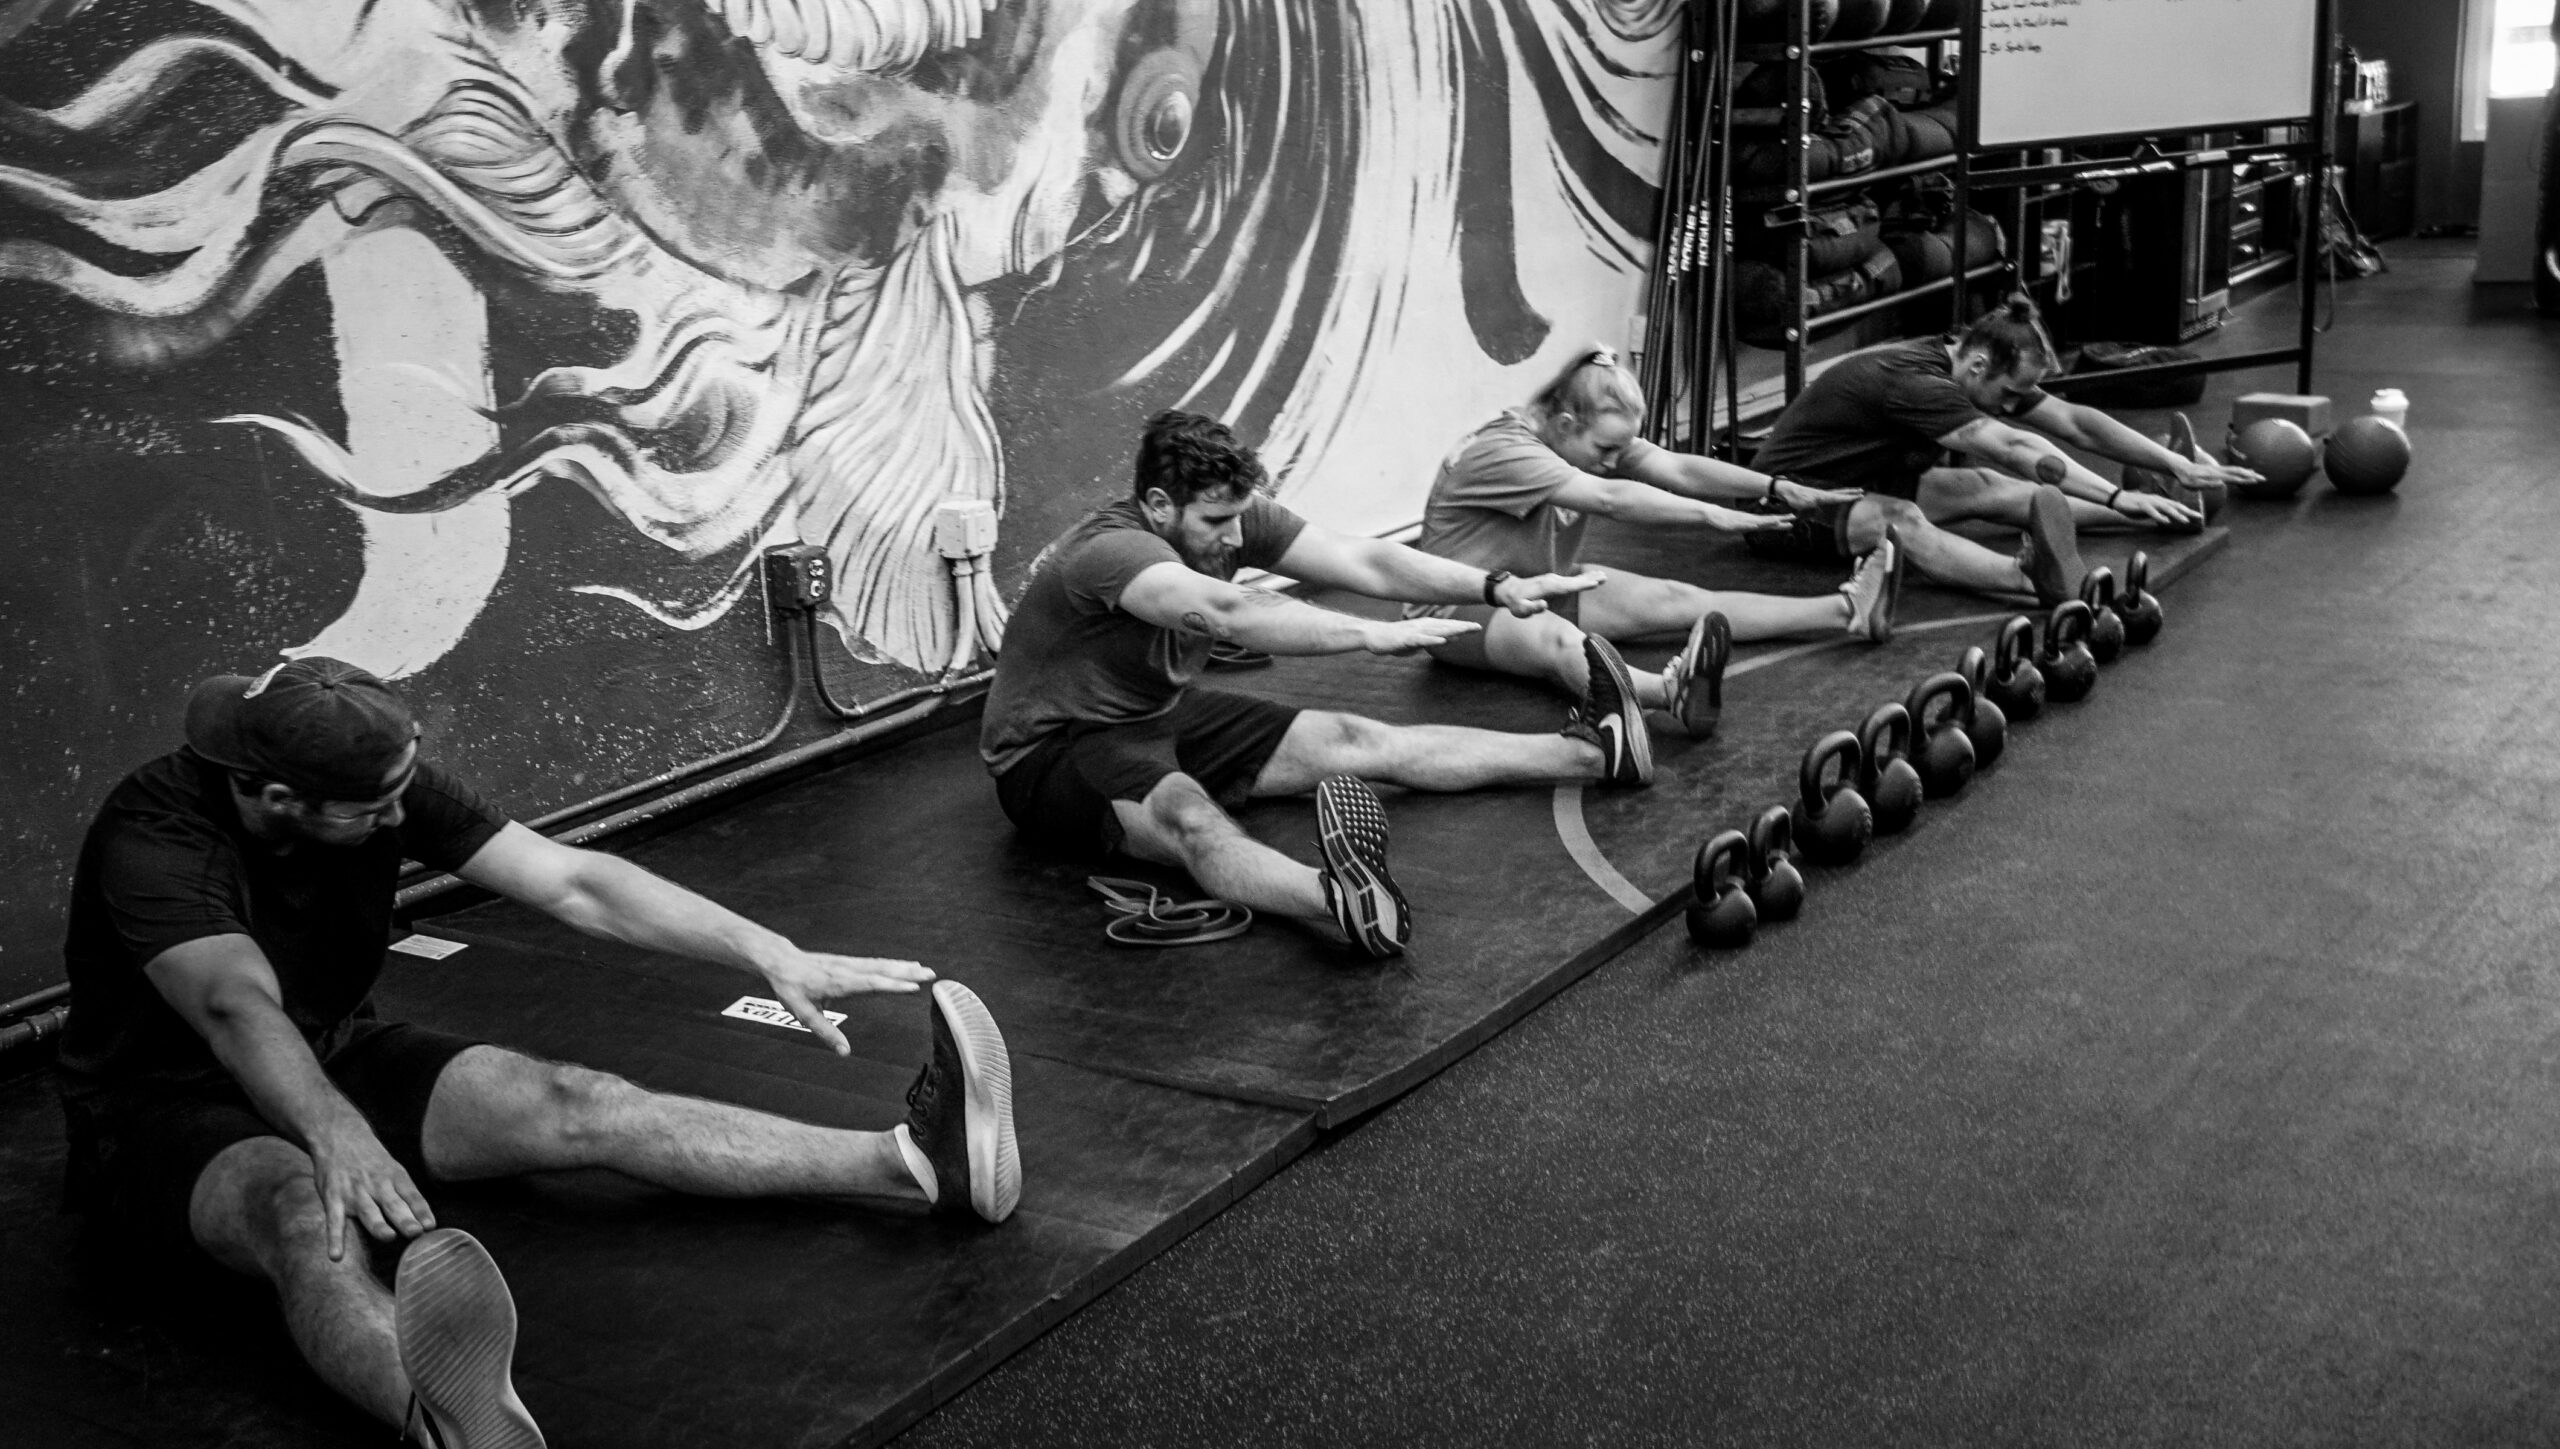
[57,658,1019,1447]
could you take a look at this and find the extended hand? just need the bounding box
[309,1115,434,1261]
[1495,571,1606,617]
[2177,457,2262,489]
[1361,617,1482,655]
[764,950,934,1054]
[1772,477,1861,512]
[2113,489,2201,528]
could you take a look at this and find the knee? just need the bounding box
[248,1167,334,1254]
[1303,710,1395,763]
[533,1063,636,1152]
[1141,773,1238,854]
[1850,496,1927,551]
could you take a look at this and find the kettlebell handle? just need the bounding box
[1798,729,1864,809]
[1695,829,1750,896]
[2079,566,2118,610]
[2046,598,2094,648]
[2124,550,2153,602]
[1957,645,1990,697]
[1994,615,2036,675]
[1748,804,1795,873]
[1858,703,1913,765]
[1904,671,1974,731]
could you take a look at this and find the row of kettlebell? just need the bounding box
[1687,552,2167,950]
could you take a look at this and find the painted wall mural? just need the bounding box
[0,0,1675,991]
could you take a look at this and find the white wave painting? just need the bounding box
[0,0,1676,677]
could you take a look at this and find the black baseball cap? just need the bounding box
[184,658,420,800]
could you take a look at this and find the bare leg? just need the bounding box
[1576,568,1847,644]
[421,1046,923,1201]
[1252,709,1600,796]
[1475,609,1665,705]
[1930,460,2131,532]
[1849,494,2032,599]
[190,1137,412,1430]
[1112,774,1331,926]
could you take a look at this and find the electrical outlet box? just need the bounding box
[761,543,831,611]
[932,499,1001,560]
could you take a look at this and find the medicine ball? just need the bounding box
[2324,415,2412,495]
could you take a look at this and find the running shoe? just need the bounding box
[899,980,1020,1223]
[1662,611,1731,739]
[396,1230,545,1449]
[1571,635,1652,787]
[1841,527,1902,644]
[2015,485,2085,607]
[1315,776,1409,958]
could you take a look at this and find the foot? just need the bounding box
[1315,776,1410,959]
[1568,635,1652,786]
[899,980,1021,1223]
[396,1230,545,1449]
[1841,528,1901,644]
[2014,485,2085,607]
[1662,612,1731,738]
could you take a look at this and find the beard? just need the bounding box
[1179,540,1240,579]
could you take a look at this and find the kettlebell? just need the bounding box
[2079,567,2127,664]
[1856,704,1924,835]
[1686,829,1758,948]
[1791,729,1874,867]
[2120,550,2165,646]
[2039,599,2100,703]
[1982,615,2045,723]
[1954,646,2009,771]
[1902,672,1979,799]
[1746,805,1805,923]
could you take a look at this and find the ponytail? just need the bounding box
[1957,294,2056,378]
[1531,345,1646,425]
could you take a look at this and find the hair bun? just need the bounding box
[2003,295,2038,323]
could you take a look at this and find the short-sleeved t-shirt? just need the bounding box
[1751,335,2050,498]
[980,497,1309,773]
[1411,409,1663,581]
[55,748,509,1104]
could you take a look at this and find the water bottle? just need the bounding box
[2370,389,2408,429]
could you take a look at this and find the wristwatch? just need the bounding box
[1481,569,1512,607]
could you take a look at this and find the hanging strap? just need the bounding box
[1086,876,1254,947]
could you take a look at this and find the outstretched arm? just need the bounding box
[1270,526,1602,616]
[1615,447,1862,512]
[1942,415,2200,528]
[1546,473,1797,535]
[2021,396,2262,491]
[457,824,932,1054]
[147,936,433,1259]
[1116,560,1484,655]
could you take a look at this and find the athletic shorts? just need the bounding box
[994,689,1302,858]
[59,1017,482,1269]
[1406,591,1581,672]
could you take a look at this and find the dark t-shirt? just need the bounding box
[980,497,1308,773]
[55,748,509,1103]
[1752,335,2051,498]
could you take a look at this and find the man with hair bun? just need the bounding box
[57,658,1023,1446]
[1409,346,1901,736]
[1749,294,2257,604]
[985,409,1661,963]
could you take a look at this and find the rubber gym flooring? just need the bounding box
[2,239,2548,1446]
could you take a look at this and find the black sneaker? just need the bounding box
[2015,485,2085,607]
[1573,635,1652,786]
[1841,528,1901,644]
[902,980,1020,1223]
[1316,776,1410,958]
[1663,612,1731,738]
[396,1230,545,1449]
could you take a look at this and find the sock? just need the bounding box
[891,1122,938,1206]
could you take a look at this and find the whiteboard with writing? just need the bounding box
[1976,0,2321,147]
